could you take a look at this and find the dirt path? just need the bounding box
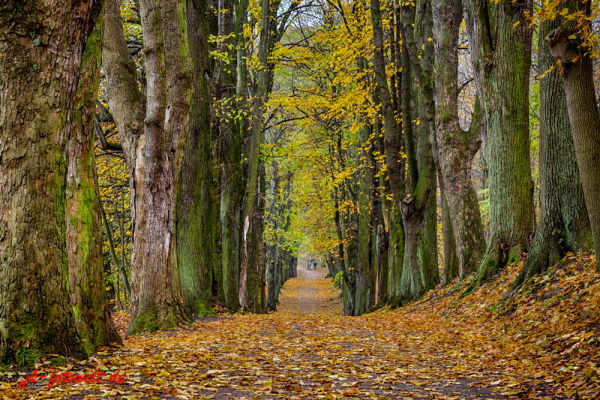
[277,266,343,316]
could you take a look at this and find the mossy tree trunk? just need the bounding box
[0,0,105,362]
[67,7,122,352]
[372,117,389,304]
[212,167,226,303]
[357,123,375,315]
[413,0,439,294]
[545,0,600,273]
[239,0,271,310]
[440,186,459,284]
[463,0,535,289]
[125,0,199,334]
[397,0,439,302]
[104,0,217,333]
[266,161,281,311]
[176,0,215,317]
[432,0,485,279]
[246,161,266,313]
[509,2,592,292]
[218,0,247,312]
[373,0,439,304]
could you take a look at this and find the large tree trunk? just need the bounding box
[266,162,281,311]
[176,0,214,317]
[126,0,195,334]
[463,0,535,289]
[509,1,592,292]
[104,0,215,333]
[432,0,485,279]
[440,186,459,284]
[357,123,375,315]
[240,0,271,310]
[218,0,245,312]
[545,0,600,272]
[372,0,439,304]
[67,7,122,351]
[398,0,438,302]
[0,0,105,361]
[387,204,405,306]
[101,0,145,311]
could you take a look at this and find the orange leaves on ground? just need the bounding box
[3,256,600,399]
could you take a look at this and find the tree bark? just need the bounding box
[240,0,271,310]
[509,1,592,292]
[0,0,104,361]
[176,0,215,317]
[545,0,600,272]
[440,185,459,284]
[463,0,535,290]
[398,0,438,302]
[357,122,375,315]
[218,0,245,312]
[67,6,122,352]
[432,0,485,279]
[125,0,201,334]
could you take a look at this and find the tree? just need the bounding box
[177,0,215,318]
[217,0,246,312]
[432,0,485,279]
[67,5,122,351]
[0,0,118,362]
[509,0,592,292]
[463,0,535,289]
[103,0,213,335]
[545,0,600,272]
[382,0,439,302]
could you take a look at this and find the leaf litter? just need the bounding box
[1,254,599,399]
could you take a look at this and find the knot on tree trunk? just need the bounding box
[546,20,584,66]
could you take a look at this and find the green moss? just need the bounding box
[16,347,38,367]
[127,309,155,335]
[128,308,179,336]
[1,348,15,365]
[195,302,216,317]
[508,254,519,264]
[49,356,67,367]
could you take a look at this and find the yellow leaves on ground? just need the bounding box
[277,266,342,317]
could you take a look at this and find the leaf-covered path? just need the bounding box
[4,264,577,399]
[277,266,343,316]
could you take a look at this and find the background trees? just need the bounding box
[95,0,599,320]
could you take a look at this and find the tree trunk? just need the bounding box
[545,0,600,272]
[212,166,226,303]
[463,0,535,289]
[441,185,459,284]
[240,0,271,310]
[247,162,267,313]
[126,0,196,334]
[398,0,438,302]
[66,6,122,352]
[357,123,374,315]
[0,0,105,362]
[509,2,592,292]
[218,0,245,312]
[176,0,214,317]
[432,0,485,279]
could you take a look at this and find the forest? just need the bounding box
[1,0,600,398]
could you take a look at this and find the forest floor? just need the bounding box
[2,254,600,399]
